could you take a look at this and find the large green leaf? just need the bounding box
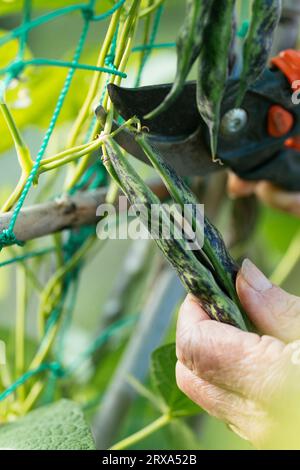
[151,344,200,418]
[0,399,96,450]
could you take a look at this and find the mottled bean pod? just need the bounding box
[196,0,236,160]
[136,134,241,305]
[236,0,282,106]
[145,0,213,119]
[105,138,247,330]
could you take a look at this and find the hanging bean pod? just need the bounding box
[104,138,247,330]
[236,0,282,106]
[196,0,236,160]
[136,134,240,298]
[145,0,213,119]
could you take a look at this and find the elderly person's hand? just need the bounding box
[176,259,300,449]
[227,172,300,217]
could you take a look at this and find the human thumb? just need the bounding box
[236,259,300,342]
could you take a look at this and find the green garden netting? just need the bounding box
[0,0,171,409]
[0,0,248,412]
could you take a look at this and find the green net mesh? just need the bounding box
[0,0,174,409]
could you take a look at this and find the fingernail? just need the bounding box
[241,259,272,293]
[227,423,249,442]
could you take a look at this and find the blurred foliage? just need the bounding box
[151,344,200,418]
[1,64,91,154]
[0,0,112,15]
[261,208,299,255]
[0,29,31,66]
[0,0,299,451]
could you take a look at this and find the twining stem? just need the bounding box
[24,238,94,370]
[0,361,14,421]
[103,3,141,111]
[0,360,12,391]
[23,236,105,413]
[38,143,100,173]
[22,381,44,414]
[0,102,33,175]
[139,0,164,18]
[29,321,60,372]
[67,8,122,148]
[110,413,171,450]
[38,236,96,337]
[68,10,141,187]
[65,1,141,190]
[37,117,138,176]
[0,101,34,212]
[271,229,300,286]
[1,173,27,213]
[135,0,153,86]
[16,263,27,402]
[115,0,141,66]
[7,247,44,293]
[41,141,94,166]
[53,233,64,268]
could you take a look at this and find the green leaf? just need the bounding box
[151,343,200,418]
[0,399,96,450]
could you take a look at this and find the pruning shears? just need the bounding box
[101,49,300,192]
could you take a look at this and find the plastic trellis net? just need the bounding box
[0,0,174,412]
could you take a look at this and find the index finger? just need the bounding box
[255,182,300,217]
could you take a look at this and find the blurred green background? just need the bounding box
[0,0,299,450]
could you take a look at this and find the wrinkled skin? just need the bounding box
[176,258,300,449]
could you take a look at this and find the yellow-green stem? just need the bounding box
[65,2,141,191]
[139,0,164,18]
[15,263,27,402]
[67,9,122,148]
[8,247,43,292]
[271,229,300,286]
[53,232,64,268]
[38,237,95,337]
[0,102,33,175]
[1,173,27,212]
[29,321,60,371]
[41,141,93,166]
[136,1,153,79]
[22,381,44,414]
[110,414,171,450]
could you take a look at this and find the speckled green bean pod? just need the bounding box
[105,138,247,331]
[135,134,241,304]
[196,0,236,160]
[145,0,213,120]
[236,0,282,106]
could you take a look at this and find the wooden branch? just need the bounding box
[0,181,169,243]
